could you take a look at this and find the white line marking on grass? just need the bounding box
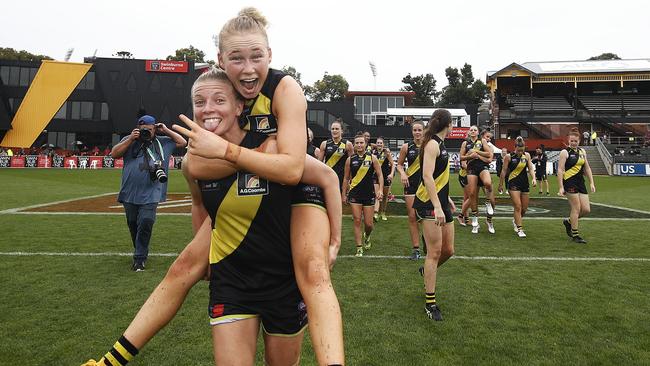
[589,201,650,215]
[1,252,648,262]
[0,192,118,214]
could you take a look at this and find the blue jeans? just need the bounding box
[122,202,158,263]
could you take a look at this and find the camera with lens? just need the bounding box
[138,128,152,142]
[149,161,168,183]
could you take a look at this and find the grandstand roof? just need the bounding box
[487,59,650,78]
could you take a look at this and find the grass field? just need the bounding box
[1,169,649,365]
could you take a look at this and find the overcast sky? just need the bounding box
[2,0,648,92]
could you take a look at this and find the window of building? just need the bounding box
[126,73,137,92]
[19,67,30,86]
[9,66,20,86]
[54,102,67,119]
[0,66,9,85]
[80,101,93,120]
[71,101,81,120]
[77,72,95,90]
[149,74,161,92]
[101,103,109,120]
[29,68,38,84]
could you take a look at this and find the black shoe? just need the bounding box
[418,266,424,277]
[572,236,587,244]
[562,219,572,238]
[410,249,421,261]
[133,261,146,272]
[425,303,443,321]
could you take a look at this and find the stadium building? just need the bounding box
[487,59,650,140]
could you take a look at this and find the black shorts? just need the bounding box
[404,175,420,195]
[535,170,546,180]
[348,195,375,206]
[209,289,308,336]
[507,182,530,193]
[467,163,489,176]
[415,206,453,223]
[291,183,326,209]
[564,179,587,194]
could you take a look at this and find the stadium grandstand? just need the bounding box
[486,58,650,176]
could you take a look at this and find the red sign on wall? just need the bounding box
[10,156,25,168]
[448,127,470,139]
[114,158,124,169]
[64,157,78,169]
[145,60,188,73]
[37,156,52,168]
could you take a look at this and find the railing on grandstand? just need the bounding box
[602,137,650,164]
[595,138,613,175]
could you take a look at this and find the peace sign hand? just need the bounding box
[172,114,228,159]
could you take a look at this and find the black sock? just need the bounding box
[425,292,436,305]
[101,336,139,366]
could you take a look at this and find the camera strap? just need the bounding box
[145,138,165,163]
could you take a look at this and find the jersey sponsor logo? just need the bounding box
[237,172,269,196]
[247,115,277,134]
[337,147,345,154]
[201,181,220,191]
[363,159,371,167]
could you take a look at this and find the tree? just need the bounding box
[0,47,52,61]
[305,72,349,102]
[281,65,304,89]
[437,63,488,107]
[400,73,437,106]
[588,53,621,60]
[167,45,206,63]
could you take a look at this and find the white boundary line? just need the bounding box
[0,192,117,214]
[0,251,648,262]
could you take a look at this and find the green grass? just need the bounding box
[0,169,649,365]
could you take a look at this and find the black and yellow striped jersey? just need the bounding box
[200,132,295,301]
[405,142,421,178]
[563,147,585,179]
[465,137,486,169]
[348,152,374,199]
[324,139,349,177]
[507,152,529,187]
[373,147,391,178]
[413,136,450,210]
[239,68,287,135]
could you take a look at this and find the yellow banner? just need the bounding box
[1,60,91,147]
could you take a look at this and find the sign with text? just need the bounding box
[25,155,38,168]
[10,156,25,168]
[37,156,52,168]
[114,158,124,169]
[616,163,650,176]
[448,127,470,139]
[0,156,10,167]
[145,60,188,73]
[64,156,78,169]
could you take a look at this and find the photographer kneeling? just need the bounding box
[111,115,187,271]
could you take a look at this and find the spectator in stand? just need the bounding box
[92,146,100,156]
[583,130,590,146]
[103,145,112,156]
[6,148,13,157]
[0,148,6,156]
[590,131,597,146]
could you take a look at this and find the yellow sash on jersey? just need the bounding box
[406,156,420,177]
[509,159,526,181]
[563,149,585,180]
[325,141,346,168]
[416,160,450,203]
[349,154,372,191]
[210,180,263,264]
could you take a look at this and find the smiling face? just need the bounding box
[376,138,384,150]
[192,79,244,138]
[331,122,342,139]
[218,32,271,100]
[483,131,493,143]
[568,134,580,149]
[411,123,423,142]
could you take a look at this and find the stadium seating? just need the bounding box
[622,95,650,112]
[579,96,624,112]
[509,96,573,114]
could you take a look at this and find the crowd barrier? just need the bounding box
[0,155,180,169]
